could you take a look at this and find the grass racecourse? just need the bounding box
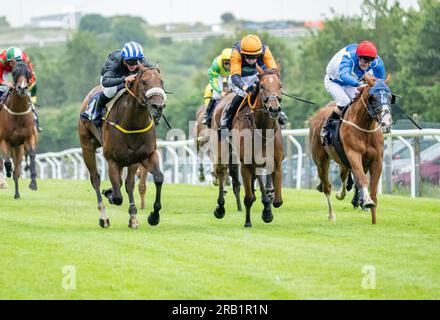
[0,179,439,300]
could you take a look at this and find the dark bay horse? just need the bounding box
[0,62,38,198]
[309,74,393,224]
[212,65,284,227]
[78,66,166,229]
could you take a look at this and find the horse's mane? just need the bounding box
[261,68,280,77]
[12,61,30,84]
[351,86,368,104]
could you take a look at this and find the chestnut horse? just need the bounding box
[78,66,166,229]
[0,62,38,198]
[309,74,393,224]
[212,65,284,227]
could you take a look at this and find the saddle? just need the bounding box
[326,106,352,168]
[80,88,127,146]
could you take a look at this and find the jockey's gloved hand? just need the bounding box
[244,85,255,95]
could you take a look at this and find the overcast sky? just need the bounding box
[7,0,419,27]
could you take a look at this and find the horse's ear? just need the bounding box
[364,73,375,87]
[276,62,281,75]
[384,73,392,85]
[256,64,264,76]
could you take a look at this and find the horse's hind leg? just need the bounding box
[316,155,335,221]
[336,165,350,200]
[0,157,7,189]
[256,174,273,223]
[25,139,38,191]
[126,164,140,229]
[81,143,109,228]
[213,163,227,219]
[141,151,163,226]
[229,150,242,212]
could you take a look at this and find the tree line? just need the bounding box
[23,0,439,152]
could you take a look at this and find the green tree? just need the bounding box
[79,14,109,34]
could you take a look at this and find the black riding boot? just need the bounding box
[218,94,244,141]
[320,109,341,145]
[201,98,217,128]
[96,92,112,113]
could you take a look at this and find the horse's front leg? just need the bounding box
[141,151,163,226]
[137,165,147,210]
[126,164,140,229]
[346,150,375,209]
[272,159,283,208]
[256,175,272,223]
[105,160,123,205]
[368,159,383,225]
[241,164,255,227]
[213,163,227,219]
[11,146,24,199]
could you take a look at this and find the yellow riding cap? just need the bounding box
[221,48,233,60]
[240,35,262,55]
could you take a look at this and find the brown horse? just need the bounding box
[0,62,38,199]
[78,65,166,229]
[212,65,284,227]
[309,74,393,224]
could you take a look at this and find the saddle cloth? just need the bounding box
[327,106,352,168]
[80,89,126,127]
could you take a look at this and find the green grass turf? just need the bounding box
[0,179,439,299]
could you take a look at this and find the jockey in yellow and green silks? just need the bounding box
[203,83,213,107]
[201,48,232,127]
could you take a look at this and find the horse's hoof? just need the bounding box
[99,218,110,228]
[328,214,336,222]
[262,211,274,223]
[316,183,323,192]
[148,212,160,226]
[214,206,225,219]
[128,217,139,229]
[14,193,20,199]
[362,199,376,209]
[244,222,252,228]
[29,181,38,191]
[0,182,7,189]
[113,197,123,206]
[199,175,205,183]
[336,192,345,200]
[273,200,283,208]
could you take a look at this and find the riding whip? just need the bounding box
[281,92,318,106]
[393,103,423,130]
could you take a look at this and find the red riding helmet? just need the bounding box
[356,41,377,59]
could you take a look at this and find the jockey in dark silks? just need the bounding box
[95,41,154,112]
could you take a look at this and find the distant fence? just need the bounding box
[19,128,440,198]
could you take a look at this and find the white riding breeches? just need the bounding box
[100,76,118,99]
[324,75,359,107]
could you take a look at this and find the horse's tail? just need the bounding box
[346,170,354,192]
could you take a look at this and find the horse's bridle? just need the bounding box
[125,67,167,110]
[255,73,282,119]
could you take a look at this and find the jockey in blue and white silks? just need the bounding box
[321,40,386,145]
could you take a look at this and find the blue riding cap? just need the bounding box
[369,79,390,95]
[121,41,144,61]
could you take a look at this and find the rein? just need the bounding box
[341,94,380,133]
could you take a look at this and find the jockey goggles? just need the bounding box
[125,59,140,66]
